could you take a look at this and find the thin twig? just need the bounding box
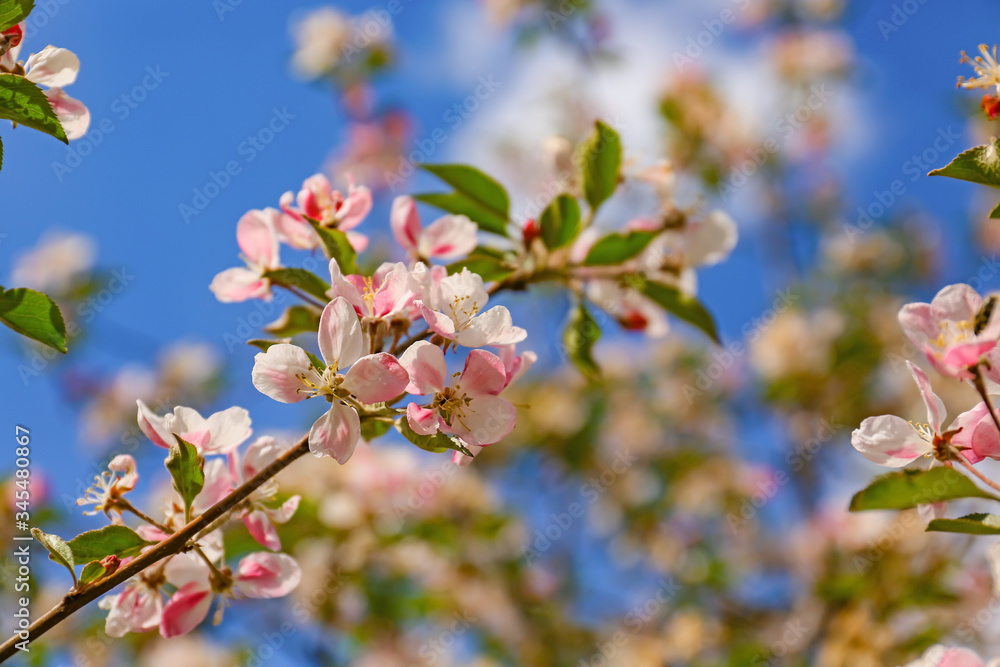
[118,499,172,534]
[0,436,311,663]
[955,455,1000,496]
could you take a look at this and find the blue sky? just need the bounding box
[3,0,1000,622]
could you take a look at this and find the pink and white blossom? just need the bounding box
[230,436,301,550]
[160,549,300,638]
[251,298,409,462]
[410,266,526,348]
[327,259,415,323]
[3,36,91,139]
[278,173,372,251]
[390,196,478,261]
[136,401,252,455]
[898,284,1000,380]
[399,341,516,446]
[209,208,282,303]
[99,576,164,638]
[76,455,139,519]
[902,644,999,667]
[852,361,984,467]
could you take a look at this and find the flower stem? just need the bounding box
[954,454,1000,496]
[118,499,172,534]
[0,436,311,663]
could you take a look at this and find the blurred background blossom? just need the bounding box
[4,0,1000,665]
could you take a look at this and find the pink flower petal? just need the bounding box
[342,353,409,404]
[209,267,269,303]
[851,415,932,467]
[252,344,318,404]
[420,214,478,260]
[391,195,421,250]
[450,394,517,446]
[136,400,172,448]
[398,340,447,395]
[319,297,364,370]
[236,209,280,267]
[244,510,282,551]
[459,350,507,396]
[406,402,440,435]
[309,401,361,463]
[907,361,946,434]
[159,581,213,639]
[235,552,302,598]
[44,87,89,140]
[202,406,252,455]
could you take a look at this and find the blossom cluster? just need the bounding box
[81,405,302,638]
[0,22,90,139]
[852,284,1000,467]
[209,172,533,463]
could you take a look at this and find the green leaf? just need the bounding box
[420,163,509,227]
[0,287,68,352]
[264,305,321,337]
[79,560,106,585]
[582,231,655,266]
[0,73,67,143]
[166,436,205,518]
[849,467,1000,512]
[66,525,154,562]
[539,194,581,250]
[395,418,472,456]
[360,419,392,442]
[563,301,601,380]
[413,193,508,237]
[929,138,1000,188]
[927,513,1000,535]
[307,220,359,275]
[446,247,516,282]
[578,120,622,213]
[415,163,510,235]
[31,528,76,586]
[0,0,33,31]
[991,200,1000,220]
[634,278,720,344]
[263,268,331,302]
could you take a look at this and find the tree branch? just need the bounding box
[0,436,311,663]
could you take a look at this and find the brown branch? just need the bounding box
[0,436,311,663]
